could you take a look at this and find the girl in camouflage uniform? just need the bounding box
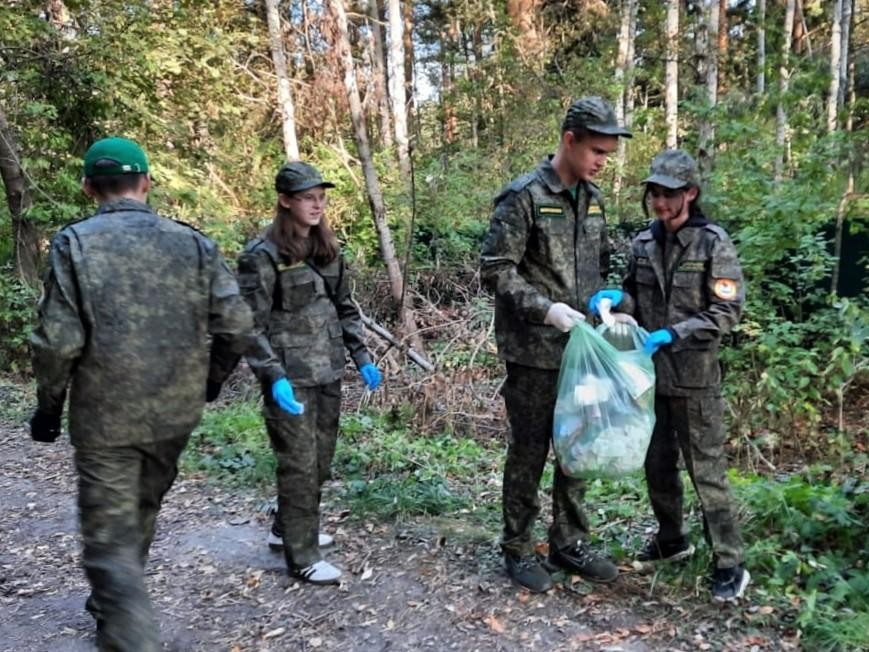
[592,149,749,601]
[238,162,382,584]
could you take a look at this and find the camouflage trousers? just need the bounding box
[645,394,744,568]
[265,381,341,569]
[75,432,189,652]
[501,362,590,556]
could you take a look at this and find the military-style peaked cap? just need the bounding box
[562,97,632,138]
[275,161,335,194]
[83,137,149,176]
[643,149,699,188]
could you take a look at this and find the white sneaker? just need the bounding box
[295,559,342,585]
[267,531,334,549]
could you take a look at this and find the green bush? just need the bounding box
[0,265,37,373]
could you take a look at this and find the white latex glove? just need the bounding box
[544,302,585,332]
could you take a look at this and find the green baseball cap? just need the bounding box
[562,97,632,138]
[83,137,149,176]
[642,149,699,188]
[275,161,335,195]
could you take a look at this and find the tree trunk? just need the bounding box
[827,0,843,133]
[793,0,812,56]
[366,0,392,148]
[838,0,853,109]
[402,0,415,133]
[756,0,766,94]
[717,0,728,92]
[264,0,300,161]
[0,108,39,288]
[612,0,636,203]
[775,0,796,183]
[831,51,856,294]
[698,0,720,178]
[327,0,424,353]
[665,0,679,148]
[386,0,412,182]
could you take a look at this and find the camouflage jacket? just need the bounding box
[237,238,371,388]
[620,215,744,396]
[480,157,610,370]
[30,198,254,448]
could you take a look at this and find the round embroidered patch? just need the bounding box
[713,278,738,300]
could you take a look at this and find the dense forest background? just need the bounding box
[1,1,867,649]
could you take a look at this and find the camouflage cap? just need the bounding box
[562,97,632,138]
[83,137,149,176]
[642,149,698,188]
[275,161,335,195]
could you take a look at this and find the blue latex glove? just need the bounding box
[644,329,674,356]
[588,289,624,316]
[360,363,382,391]
[271,378,304,415]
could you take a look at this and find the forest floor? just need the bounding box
[0,411,801,652]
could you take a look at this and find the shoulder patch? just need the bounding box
[713,278,739,300]
[537,204,565,218]
[703,223,729,239]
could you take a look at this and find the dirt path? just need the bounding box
[0,420,795,652]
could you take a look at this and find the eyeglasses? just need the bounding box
[646,186,685,200]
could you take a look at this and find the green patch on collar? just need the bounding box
[677,260,705,273]
[537,204,565,218]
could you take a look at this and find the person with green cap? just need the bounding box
[591,148,749,602]
[480,97,632,593]
[235,160,381,585]
[28,136,254,650]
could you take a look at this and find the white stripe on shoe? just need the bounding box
[296,560,342,585]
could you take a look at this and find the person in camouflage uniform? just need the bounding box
[28,137,254,651]
[237,161,382,585]
[480,97,632,593]
[595,149,749,602]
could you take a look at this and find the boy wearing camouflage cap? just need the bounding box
[480,97,631,592]
[29,137,254,650]
[592,149,749,601]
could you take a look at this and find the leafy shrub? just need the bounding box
[0,265,37,373]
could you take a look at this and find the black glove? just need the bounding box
[205,379,223,403]
[30,410,62,443]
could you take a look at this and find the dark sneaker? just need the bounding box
[711,565,751,602]
[636,536,695,563]
[549,541,619,583]
[505,553,553,593]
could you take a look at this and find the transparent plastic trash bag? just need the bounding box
[553,308,656,478]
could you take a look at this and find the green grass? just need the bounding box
[183,399,868,651]
[182,399,274,488]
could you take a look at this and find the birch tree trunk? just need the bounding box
[774,0,796,183]
[698,0,719,177]
[831,50,856,294]
[756,0,766,94]
[387,0,412,181]
[366,0,393,148]
[838,0,853,109]
[827,0,843,133]
[612,0,636,202]
[665,0,679,148]
[327,0,424,352]
[0,108,39,287]
[264,0,299,161]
